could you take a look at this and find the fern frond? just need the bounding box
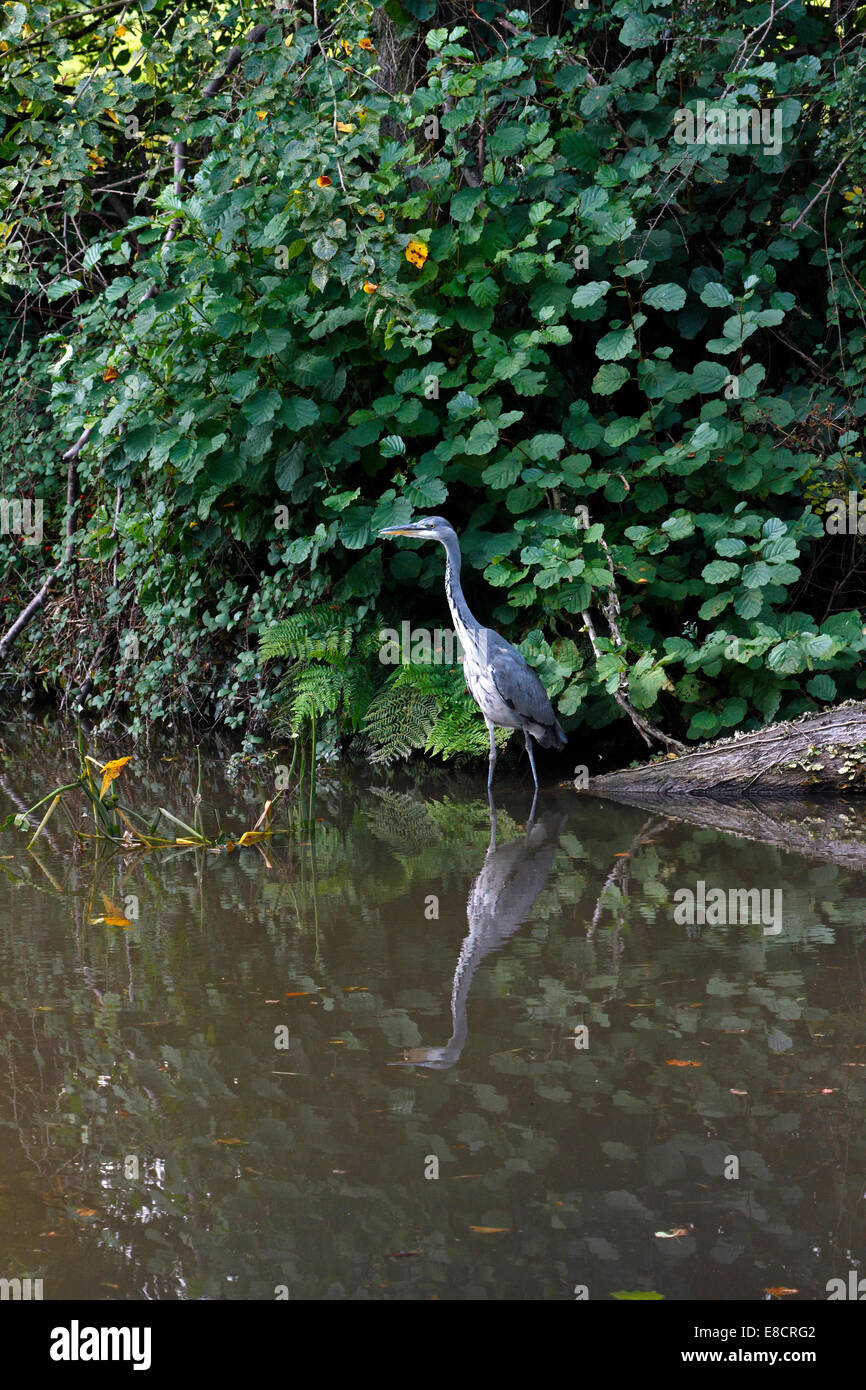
[258,605,354,663]
[391,660,465,699]
[426,702,513,758]
[363,681,438,763]
[291,664,343,723]
[342,662,380,729]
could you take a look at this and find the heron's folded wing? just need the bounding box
[487,637,553,725]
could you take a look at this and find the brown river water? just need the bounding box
[1,722,864,1300]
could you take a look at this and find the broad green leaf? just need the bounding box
[596,327,635,361]
[643,283,686,311]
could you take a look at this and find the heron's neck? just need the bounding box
[439,532,478,646]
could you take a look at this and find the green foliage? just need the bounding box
[362,680,439,762]
[2,0,866,755]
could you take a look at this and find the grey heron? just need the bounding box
[377,516,567,790]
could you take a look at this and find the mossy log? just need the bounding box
[583,701,866,799]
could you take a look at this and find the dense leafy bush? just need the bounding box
[1,0,865,756]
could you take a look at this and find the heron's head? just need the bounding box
[377,515,454,543]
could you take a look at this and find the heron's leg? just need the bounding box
[524,730,540,791]
[486,719,498,791]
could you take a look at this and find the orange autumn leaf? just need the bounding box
[285,991,310,997]
[340,39,352,55]
[336,121,355,133]
[213,1138,246,1145]
[359,37,374,51]
[316,175,332,187]
[256,110,267,121]
[94,755,131,799]
[665,1059,701,1067]
[101,894,131,928]
[763,1286,798,1298]
[469,1226,512,1233]
[76,1208,98,1217]
[405,239,428,268]
[102,365,119,382]
[362,281,377,293]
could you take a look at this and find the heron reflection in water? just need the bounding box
[391,797,566,1070]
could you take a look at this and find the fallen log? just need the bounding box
[582,700,866,798]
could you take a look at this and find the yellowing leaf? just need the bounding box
[469,1226,511,1233]
[237,829,268,845]
[100,894,131,928]
[316,175,332,187]
[359,37,374,51]
[98,756,131,799]
[336,121,355,133]
[405,239,428,269]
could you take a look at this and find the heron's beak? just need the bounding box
[378,526,418,537]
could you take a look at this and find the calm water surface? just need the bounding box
[1,726,865,1300]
